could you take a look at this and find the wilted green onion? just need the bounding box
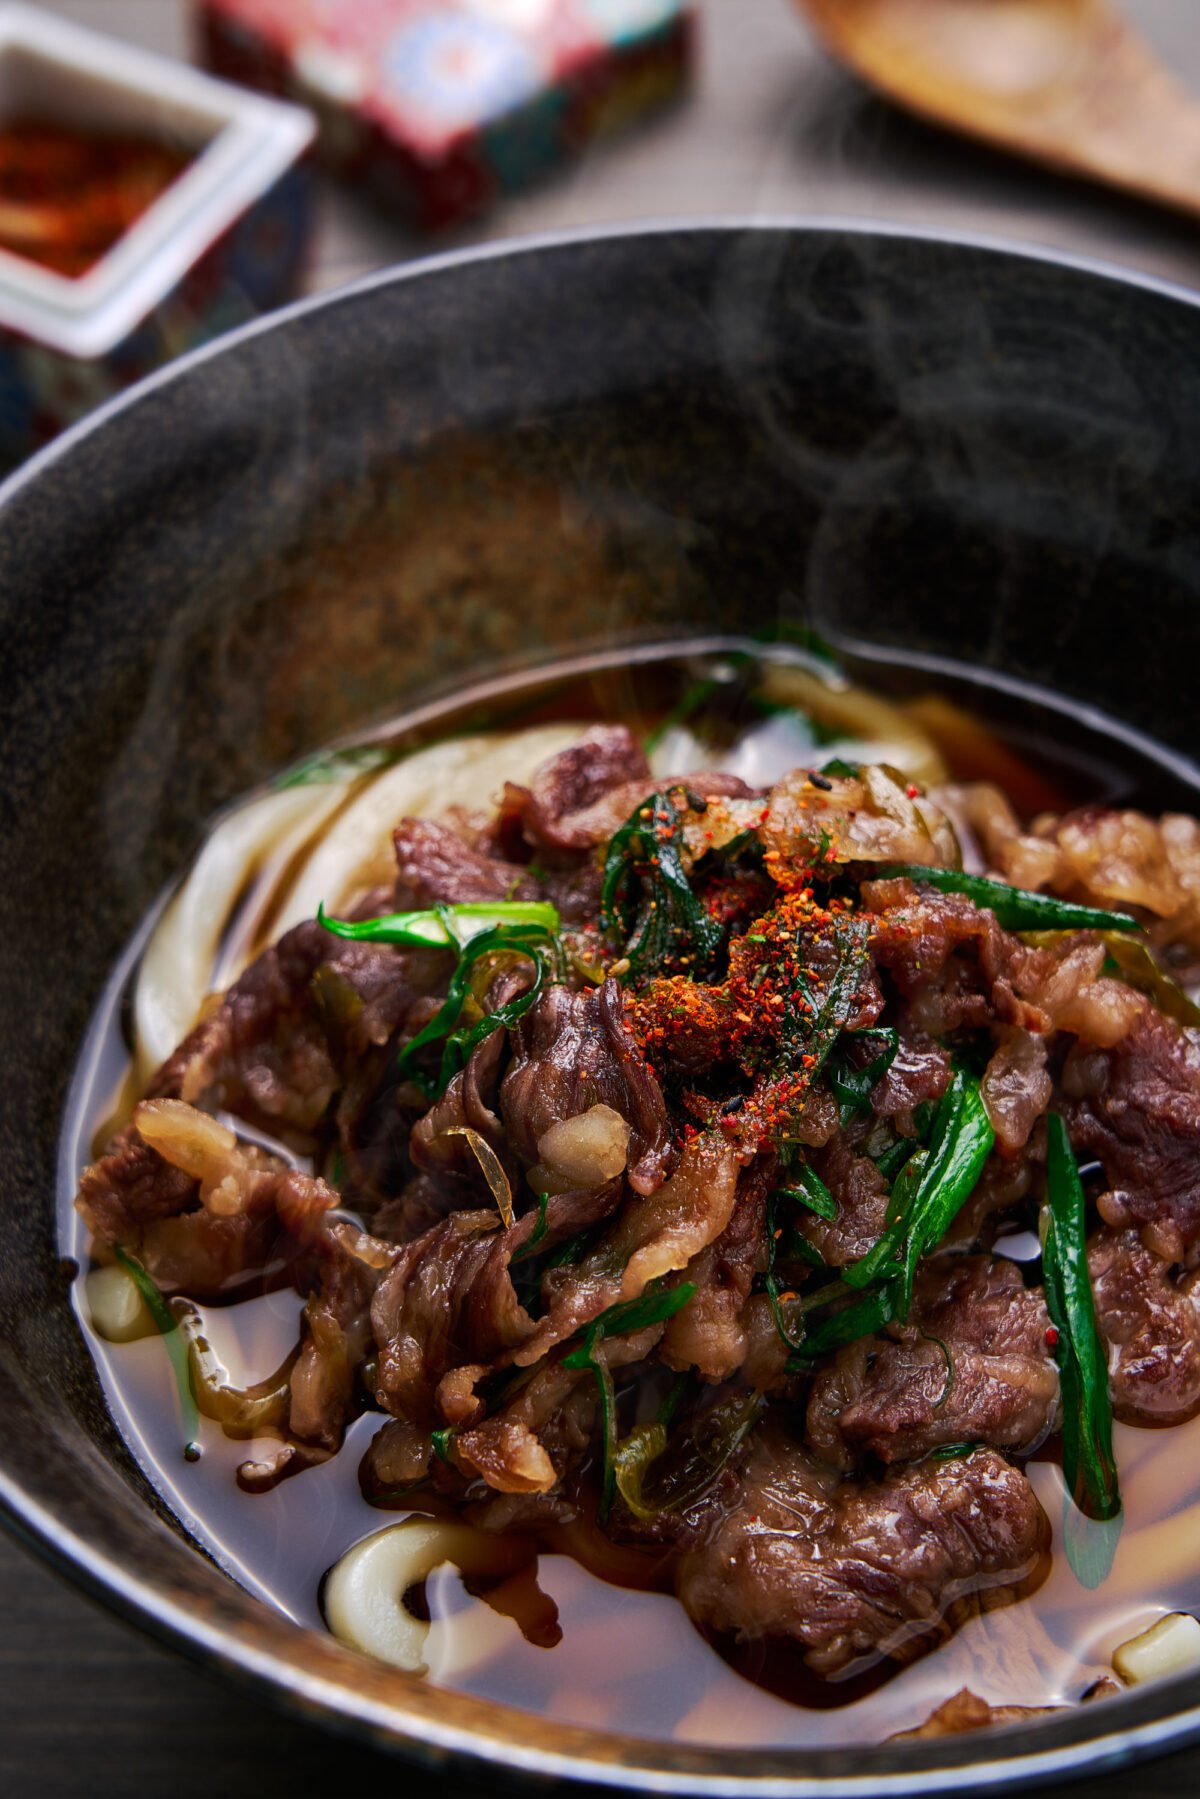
[1042,1113,1121,1584]
[601,789,723,980]
[563,1283,697,1523]
[879,866,1138,933]
[113,1247,199,1459]
[786,1285,897,1369]
[841,1071,994,1315]
[317,898,559,950]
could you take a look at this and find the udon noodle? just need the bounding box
[65,643,1200,1744]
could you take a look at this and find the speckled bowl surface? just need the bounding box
[2,223,1200,1795]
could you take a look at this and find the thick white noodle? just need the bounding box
[132,725,582,1085]
[1113,1612,1200,1684]
[323,1517,523,1674]
[269,725,581,939]
[133,784,348,1084]
[647,672,945,789]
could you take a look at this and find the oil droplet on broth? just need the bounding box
[56,640,1200,1745]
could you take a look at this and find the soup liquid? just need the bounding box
[58,639,1200,1746]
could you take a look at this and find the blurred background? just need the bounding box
[4,1,1200,1793]
[1,0,1198,473]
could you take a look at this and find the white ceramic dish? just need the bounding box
[0,2,313,358]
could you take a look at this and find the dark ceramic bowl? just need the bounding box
[3,223,1200,1795]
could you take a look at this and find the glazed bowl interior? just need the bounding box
[3,222,1200,1794]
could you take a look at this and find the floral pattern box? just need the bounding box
[197,0,695,231]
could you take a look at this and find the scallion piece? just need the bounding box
[777,1164,838,1222]
[1042,1113,1121,1578]
[563,1282,696,1524]
[511,1191,550,1265]
[389,917,557,1098]
[827,1026,899,1122]
[786,1284,896,1368]
[601,789,723,980]
[113,1247,199,1458]
[879,866,1138,934]
[841,1071,994,1314]
[317,899,559,949]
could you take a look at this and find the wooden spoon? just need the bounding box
[796,0,1200,220]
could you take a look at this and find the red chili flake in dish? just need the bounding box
[1045,1326,1060,1348]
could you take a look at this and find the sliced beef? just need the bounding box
[369,1175,626,1426]
[288,1221,387,1450]
[371,1210,532,1424]
[806,1256,1058,1467]
[890,1688,1062,1740]
[1089,1227,1200,1424]
[77,1127,195,1247]
[870,1021,952,1122]
[799,1139,890,1268]
[149,918,447,1136]
[1063,1007,1200,1256]
[981,1031,1052,1158]
[863,881,1142,1046]
[502,724,756,858]
[512,1133,741,1370]
[500,978,675,1195]
[76,1098,336,1299]
[1027,805,1200,956]
[677,1432,1047,1676]
[661,1158,774,1382]
[393,817,535,908]
[505,725,650,854]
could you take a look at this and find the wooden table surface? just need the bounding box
[9,1,1200,1792]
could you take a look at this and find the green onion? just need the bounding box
[826,1026,899,1122]
[317,899,559,950]
[776,1164,838,1222]
[600,789,723,981]
[841,1148,928,1292]
[786,1285,897,1368]
[927,1441,976,1462]
[395,918,557,1098]
[873,1135,917,1181]
[275,743,401,788]
[430,1427,455,1465]
[879,866,1138,933]
[841,1072,994,1315]
[614,1389,765,1522]
[1042,1113,1121,1582]
[1095,933,1200,1027]
[319,901,563,1097]
[563,1283,696,1524]
[511,1191,550,1265]
[113,1247,199,1459]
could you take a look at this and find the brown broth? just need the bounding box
[58,638,1200,1747]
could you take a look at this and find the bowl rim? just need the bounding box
[3,210,1200,511]
[6,216,1200,1794]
